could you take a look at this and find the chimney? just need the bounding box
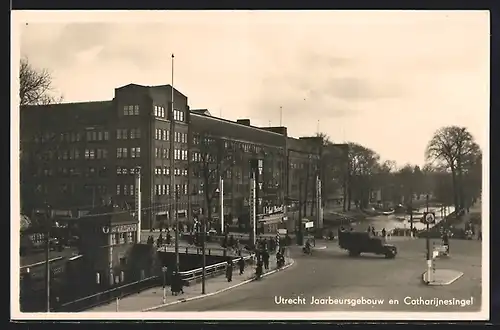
[237,119,251,126]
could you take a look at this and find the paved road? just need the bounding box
[153,238,482,312]
[20,247,79,267]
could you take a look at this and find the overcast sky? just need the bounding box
[14,10,489,166]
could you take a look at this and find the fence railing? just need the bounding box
[57,252,255,312]
[57,275,160,312]
[157,245,247,257]
[20,256,64,272]
[179,253,255,283]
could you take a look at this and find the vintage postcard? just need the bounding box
[11,10,489,321]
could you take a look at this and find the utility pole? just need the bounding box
[425,194,431,282]
[201,200,206,294]
[175,187,179,270]
[169,53,178,271]
[44,203,51,312]
[135,167,141,243]
[249,173,256,248]
[409,186,413,238]
[220,176,224,234]
[297,179,303,246]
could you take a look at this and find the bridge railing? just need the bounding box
[57,275,160,312]
[56,252,255,312]
[179,253,255,284]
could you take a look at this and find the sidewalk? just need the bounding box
[88,254,294,312]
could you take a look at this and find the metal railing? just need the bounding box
[57,275,160,312]
[157,245,246,257]
[20,256,64,272]
[178,253,255,283]
[57,253,255,312]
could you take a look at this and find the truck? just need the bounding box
[338,231,397,259]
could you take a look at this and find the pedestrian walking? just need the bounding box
[238,255,245,275]
[262,249,270,270]
[226,259,233,282]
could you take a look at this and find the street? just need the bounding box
[153,238,481,312]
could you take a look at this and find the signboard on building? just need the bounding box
[102,224,138,234]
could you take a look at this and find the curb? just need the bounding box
[421,270,464,286]
[142,258,296,312]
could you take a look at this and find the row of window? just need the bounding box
[154,167,188,176]
[111,232,136,245]
[84,148,109,160]
[154,105,166,118]
[154,147,169,159]
[35,184,108,194]
[117,128,141,140]
[155,184,188,196]
[34,131,110,143]
[117,147,141,158]
[116,167,140,175]
[37,167,109,177]
[116,184,136,195]
[174,149,188,161]
[123,105,140,116]
[174,109,185,122]
[155,128,169,141]
[86,130,110,142]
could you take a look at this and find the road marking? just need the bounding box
[142,259,296,312]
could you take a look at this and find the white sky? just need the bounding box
[14,10,490,166]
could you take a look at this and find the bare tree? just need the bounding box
[191,132,236,230]
[425,126,482,212]
[346,143,380,210]
[19,57,63,106]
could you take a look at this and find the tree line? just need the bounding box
[315,126,482,214]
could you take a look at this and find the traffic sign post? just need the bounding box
[422,212,436,225]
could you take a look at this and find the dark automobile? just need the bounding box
[338,231,397,258]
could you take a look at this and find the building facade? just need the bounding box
[20,83,344,231]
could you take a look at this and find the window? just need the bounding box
[155,167,161,175]
[155,147,159,158]
[162,129,167,141]
[130,128,141,139]
[111,234,117,245]
[124,185,129,195]
[183,184,188,195]
[134,105,139,115]
[162,148,168,159]
[122,168,128,175]
[131,147,141,158]
[104,131,109,140]
[116,185,121,195]
[117,129,128,140]
[117,147,127,158]
[166,184,170,196]
[126,232,133,244]
[86,131,92,141]
[163,167,169,175]
[98,131,103,141]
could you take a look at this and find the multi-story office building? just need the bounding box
[20,83,190,230]
[187,112,288,229]
[20,82,343,231]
